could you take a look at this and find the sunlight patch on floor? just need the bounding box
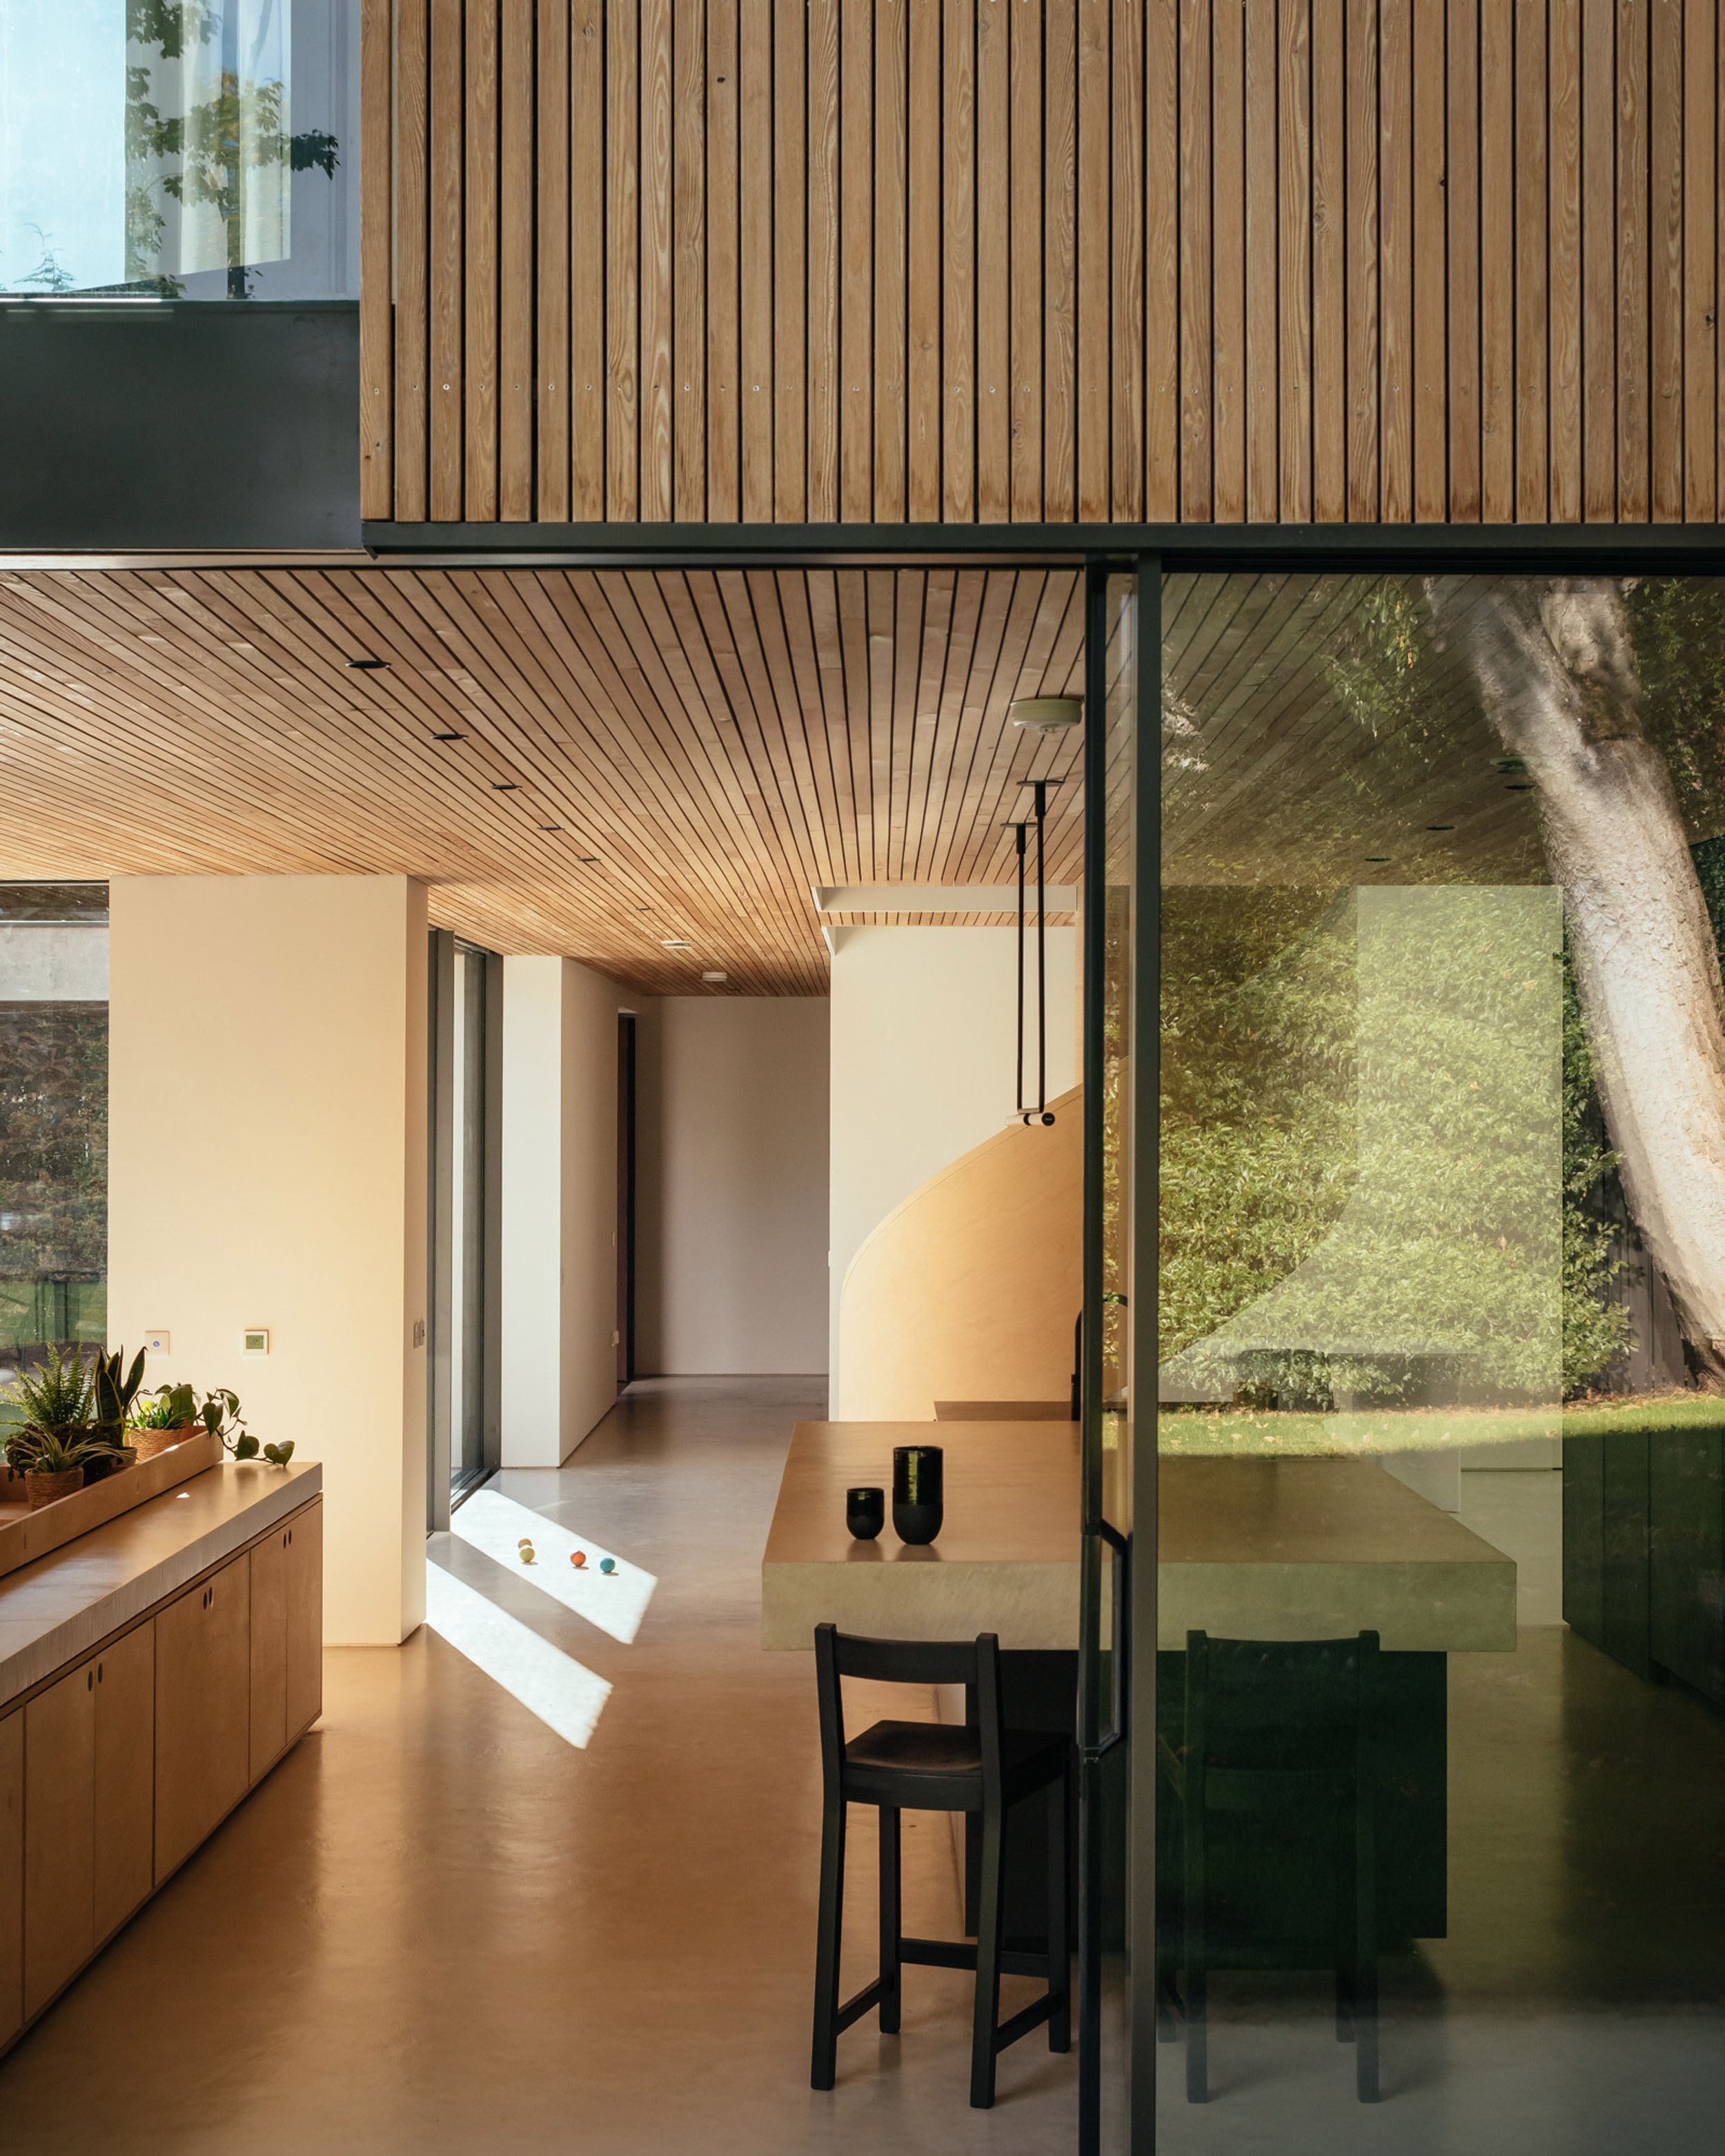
[424,1560,613,1748]
[451,1488,657,1644]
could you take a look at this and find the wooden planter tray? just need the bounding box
[0,1430,225,1582]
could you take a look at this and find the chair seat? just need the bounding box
[843,1719,1068,1810]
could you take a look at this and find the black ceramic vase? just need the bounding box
[845,1485,885,1541]
[891,1444,944,1545]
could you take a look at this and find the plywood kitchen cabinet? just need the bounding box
[0,1711,21,2049]
[23,1660,95,2019]
[155,1553,251,1880]
[0,1473,322,2059]
[92,1622,155,1944]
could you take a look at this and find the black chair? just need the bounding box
[810,1623,1072,2109]
[1156,1628,1380,2104]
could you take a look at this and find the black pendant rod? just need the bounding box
[1014,822,1027,1117]
[1034,780,1049,1116]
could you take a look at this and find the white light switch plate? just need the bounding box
[144,1329,170,1356]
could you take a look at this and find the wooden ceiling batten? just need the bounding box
[0,566,1091,996]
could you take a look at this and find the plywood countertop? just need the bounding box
[761,1426,1515,1652]
[0,1459,322,1711]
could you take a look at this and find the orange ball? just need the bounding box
[571,1550,586,1567]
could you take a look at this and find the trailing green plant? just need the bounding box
[132,1381,247,1447]
[230,1432,295,1466]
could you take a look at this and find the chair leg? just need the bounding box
[1356,1786,1379,2103]
[1336,1810,1357,2044]
[1047,1761,1072,2052]
[810,1794,847,2091]
[969,1805,1007,2108]
[878,1806,902,2035]
[1185,1795,1207,2103]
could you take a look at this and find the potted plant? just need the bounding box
[16,1427,108,1510]
[88,1346,146,1480]
[3,1343,130,1493]
[130,1381,247,1461]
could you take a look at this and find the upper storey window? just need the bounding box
[0,1,358,300]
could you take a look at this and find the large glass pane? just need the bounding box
[1156,571,1725,2148]
[0,882,108,1377]
[0,1,359,299]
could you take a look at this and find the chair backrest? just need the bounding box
[814,1623,1005,1794]
[1185,1630,1378,1778]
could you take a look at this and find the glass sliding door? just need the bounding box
[428,931,501,1528]
[1154,568,1725,2151]
[1079,563,1158,2154]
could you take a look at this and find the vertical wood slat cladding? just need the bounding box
[367,0,1724,524]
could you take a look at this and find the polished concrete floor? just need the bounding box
[4,1389,1724,2154]
[0,1377,1074,2155]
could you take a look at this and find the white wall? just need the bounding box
[108,876,428,1647]
[635,996,829,1374]
[829,924,1077,1411]
[500,957,628,1465]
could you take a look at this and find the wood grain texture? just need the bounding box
[1045,0,1078,520]
[1179,0,1214,519]
[1550,0,1584,521]
[774,3,807,523]
[393,0,431,522]
[640,0,676,521]
[1410,0,1446,522]
[1449,0,1483,520]
[1346,0,1379,519]
[1212,0,1247,521]
[359,0,394,518]
[1244,0,1277,522]
[1481,0,1515,520]
[1649,0,1684,521]
[1311,0,1346,519]
[707,0,741,520]
[464,0,500,522]
[428,0,465,520]
[0,566,1088,996]
[976,0,1012,522]
[738,0,774,521]
[874,0,909,522]
[1279,0,1313,522]
[839,0,874,520]
[673,0,707,518]
[537,0,573,519]
[375,0,1713,526]
[498,0,534,519]
[1146,0,1181,518]
[1683,0,1717,519]
[944,0,978,520]
[1378,0,1412,522]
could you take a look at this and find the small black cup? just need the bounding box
[846,1485,885,1541]
[891,1444,945,1545]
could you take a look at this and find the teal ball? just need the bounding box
[599,1556,616,1574]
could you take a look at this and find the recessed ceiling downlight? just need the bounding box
[660,938,693,948]
[702,971,727,983]
[1009,696,1083,732]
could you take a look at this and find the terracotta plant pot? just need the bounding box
[132,1425,199,1463]
[25,1467,85,1510]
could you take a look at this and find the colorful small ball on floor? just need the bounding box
[571,1551,586,1567]
[599,1556,616,1575]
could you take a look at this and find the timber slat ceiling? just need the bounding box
[0,567,1083,994]
[365,0,1723,528]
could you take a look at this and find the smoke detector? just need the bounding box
[1009,696,1083,732]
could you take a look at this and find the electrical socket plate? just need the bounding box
[144,1329,170,1356]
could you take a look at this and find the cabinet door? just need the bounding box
[0,1711,21,2049]
[23,1661,95,2019]
[284,1500,324,1742]
[249,1531,288,1781]
[93,1623,155,1945]
[155,1556,250,1880]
